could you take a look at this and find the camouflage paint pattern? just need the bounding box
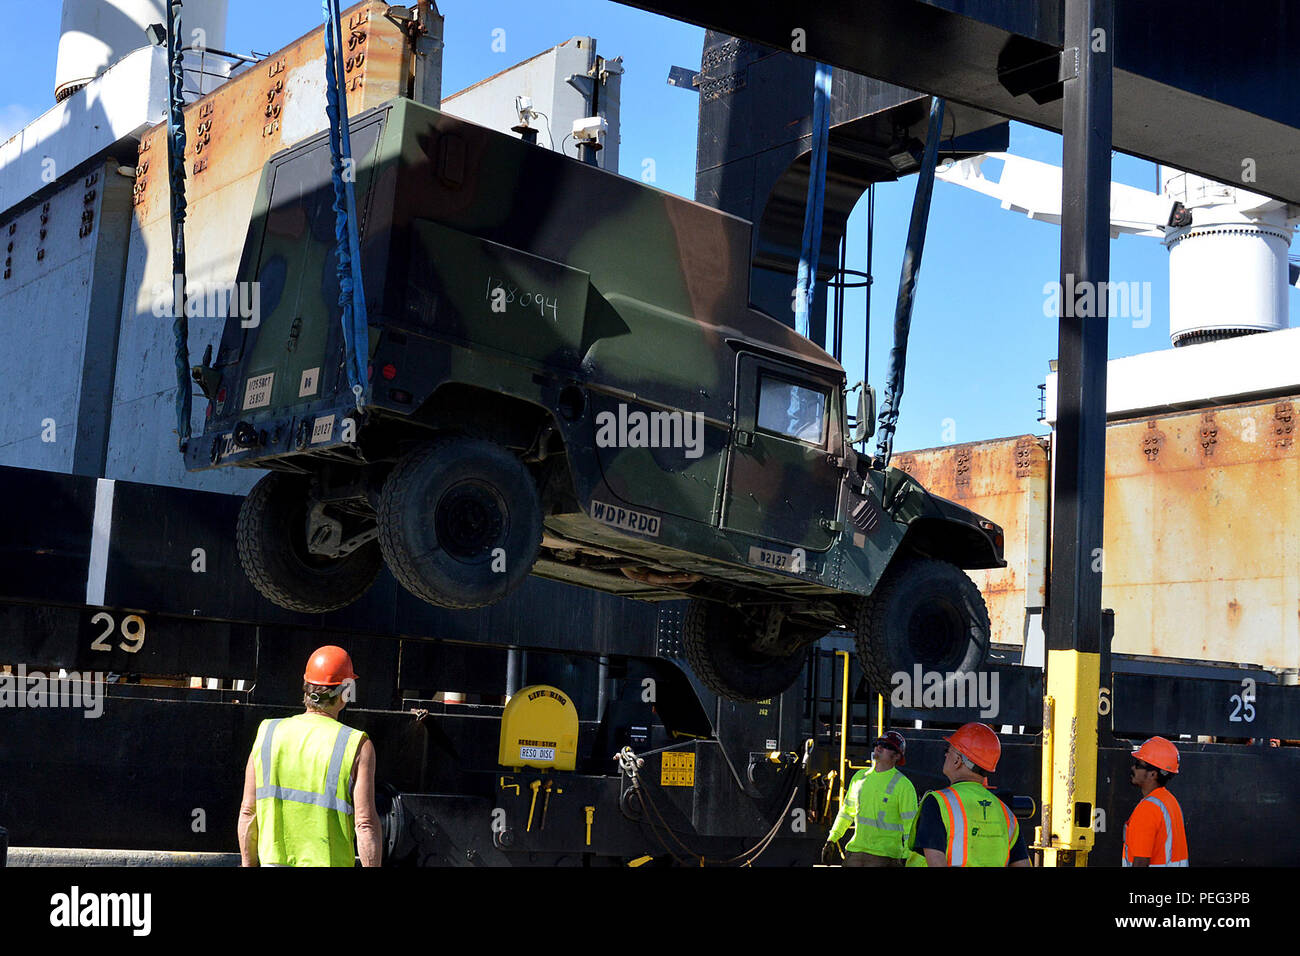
[186,97,1003,618]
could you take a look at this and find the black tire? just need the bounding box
[853,557,990,696]
[378,438,542,609]
[236,471,382,613]
[683,599,810,702]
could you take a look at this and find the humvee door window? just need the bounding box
[757,374,827,446]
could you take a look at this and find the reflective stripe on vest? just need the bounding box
[999,800,1018,865]
[256,718,356,814]
[857,771,906,832]
[1123,792,1189,867]
[935,789,968,865]
[934,783,1016,867]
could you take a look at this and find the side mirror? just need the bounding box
[851,384,876,443]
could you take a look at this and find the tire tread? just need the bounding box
[236,472,381,613]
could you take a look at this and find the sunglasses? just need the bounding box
[1131,760,1154,772]
[874,741,900,754]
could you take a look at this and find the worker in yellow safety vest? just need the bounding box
[911,722,1032,867]
[237,646,381,866]
[823,731,918,867]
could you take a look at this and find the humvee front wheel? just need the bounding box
[682,600,810,702]
[854,557,990,696]
[236,472,382,613]
[378,438,543,609]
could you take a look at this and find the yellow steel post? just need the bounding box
[1033,650,1100,867]
[877,693,884,739]
[837,650,850,807]
[1034,695,1054,863]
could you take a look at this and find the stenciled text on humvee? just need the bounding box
[186,97,1006,701]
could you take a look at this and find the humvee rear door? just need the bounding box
[233,114,385,420]
[723,354,844,551]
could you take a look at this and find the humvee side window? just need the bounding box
[756,373,828,446]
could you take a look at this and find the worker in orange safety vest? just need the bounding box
[1123,736,1188,867]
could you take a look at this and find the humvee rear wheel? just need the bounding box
[853,557,990,696]
[682,599,810,702]
[236,472,382,613]
[378,438,542,609]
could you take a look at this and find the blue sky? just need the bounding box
[7,1,1280,453]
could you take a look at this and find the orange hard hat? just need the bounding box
[304,646,358,686]
[945,722,1001,773]
[1132,736,1179,774]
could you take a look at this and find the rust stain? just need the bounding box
[953,446,972,498]
[1199,411,1217,458]
[1140,419,1166,464]
[897,434,1049,645]
[133,1,410,225]
[1273,402,1294,451]
[899,394,1300,668]
[1014,436,1036,477]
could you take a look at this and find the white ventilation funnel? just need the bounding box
[55,0,229,103]
[1161,169,1293,346]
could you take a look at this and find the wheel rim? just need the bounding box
[906,597,968,670]
[721,608,800,669]
[434,480,507,561]
[288,500,339,571]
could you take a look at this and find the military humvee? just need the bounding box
[186,96,1005,701]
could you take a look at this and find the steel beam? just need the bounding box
[1039,0,1111,868]
[622,0,1300,206]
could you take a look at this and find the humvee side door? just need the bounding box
[723,353,844,552]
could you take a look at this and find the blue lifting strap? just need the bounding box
[323,0,371,411]
[794,62,832,341]
[876,97,946,467]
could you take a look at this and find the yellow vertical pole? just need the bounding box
[877,693,884,739]
[837,650,850,806]
[1035,695,1055,863]
[1033,651,1100,867]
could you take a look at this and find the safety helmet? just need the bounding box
[1132,736,1179,775]
[874,731,907,766]
[304,645,358,686]
[944,722,1001,773]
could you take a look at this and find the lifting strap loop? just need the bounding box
[323,0,371,412]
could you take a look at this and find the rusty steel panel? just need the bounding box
[132,1,410,225]
[892,435,1050,649]
[1104,398,1300,668]
[897,396,1300,670]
